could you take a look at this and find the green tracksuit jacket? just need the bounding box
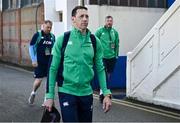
[95,26,119,59]
[46,27,111,99]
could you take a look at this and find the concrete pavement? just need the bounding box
[0,63,180,122]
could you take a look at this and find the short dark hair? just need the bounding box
[44,20,52,25]
[105,15,113,20]
[71,6,88,17]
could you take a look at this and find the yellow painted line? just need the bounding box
[113,98,180,117]
[93,94,180,120]
[94,94,180,117]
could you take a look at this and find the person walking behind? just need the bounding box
[44,6,112,122]
[95,15,119,103]
[28,20,55,105]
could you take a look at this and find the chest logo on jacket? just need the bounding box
[43,40,52,45]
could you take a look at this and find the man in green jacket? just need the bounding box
[95,15,119,103]
[44,6,112,122]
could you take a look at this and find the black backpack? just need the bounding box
[46,31,96,92]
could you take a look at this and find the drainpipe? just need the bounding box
[18,8,21,64]
[35,2,43,31]
[78,0,85,6]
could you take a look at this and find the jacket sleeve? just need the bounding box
[94,37,111,96]
[95,28,102,39]
[115,30,119,57]
[29,45,37,62]
[45,35,63,99]
[29,32,39,62]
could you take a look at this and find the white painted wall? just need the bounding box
[44,0,59,21]
[55,0,78,31]
[127,0,180,110]
[66,0,78,30]
[87,5,166,56]
[47,0,166,56]
[55,0,67,32]
[52,22,64,37]
[44,0,64,37]
[0,0,2,11]
[87,5,100,33]
[55,0,67,11]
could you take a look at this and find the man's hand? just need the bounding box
[103,95,112,113]
[32,61,38,67]
[44,99,54,112]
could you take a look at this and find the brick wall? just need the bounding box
[1,4,44,66]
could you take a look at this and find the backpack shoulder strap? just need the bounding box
[36,30,42,44]
[50,32,55,43]
[61,31,71,53]
[56,31,71,87]
[90,34,96,62]
[33,31,42,54]
[47,31,71,91]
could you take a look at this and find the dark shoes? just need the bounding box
[99,94,104,103]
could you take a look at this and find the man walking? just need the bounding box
[95,15,119,103]
[28,20,55,105]
[44,6,112,122]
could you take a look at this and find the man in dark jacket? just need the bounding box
[28,20,55,105]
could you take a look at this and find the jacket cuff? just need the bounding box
[102,89,112,96]
[45,93,54,99]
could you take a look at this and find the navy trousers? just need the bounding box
[58,92,93,122]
